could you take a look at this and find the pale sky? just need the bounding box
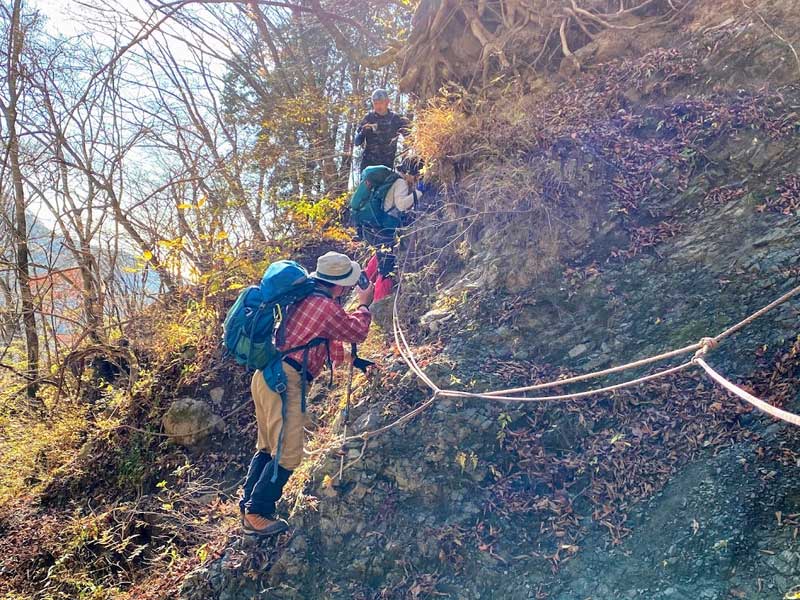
[29,0,101,36]
[22,0,230,232]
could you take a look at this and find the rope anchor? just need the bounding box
[693,337,719,361]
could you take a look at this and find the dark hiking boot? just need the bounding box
[242,512,289,536]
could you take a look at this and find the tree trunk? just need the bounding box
[0,277,17,345]
[77,242,105,345]
[4,0,41,402]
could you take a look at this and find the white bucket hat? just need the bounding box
[311,251,361,287]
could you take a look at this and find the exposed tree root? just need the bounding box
[398,0,686,98]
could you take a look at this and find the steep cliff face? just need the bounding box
[181,3,800,599]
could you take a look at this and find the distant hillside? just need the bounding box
[26,212,160,295]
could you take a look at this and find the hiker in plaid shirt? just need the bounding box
[240,252,374,536]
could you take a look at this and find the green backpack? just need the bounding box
[350,165,403,230]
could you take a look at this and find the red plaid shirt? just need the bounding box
[279,293,371,379]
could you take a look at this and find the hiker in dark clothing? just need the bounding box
[354,88,411,174]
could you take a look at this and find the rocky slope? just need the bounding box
[180,3,800,599]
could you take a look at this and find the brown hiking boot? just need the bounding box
[242,512,289,536]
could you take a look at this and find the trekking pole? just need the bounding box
[338,343,356,480]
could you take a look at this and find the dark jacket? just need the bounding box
[354,110,411,172]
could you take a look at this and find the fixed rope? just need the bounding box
[695,357,800,427]
[436,362,695,402]
[389,276,697,402]
[395,278,800,403]
[712,284,800,343]
[384,257,800,421]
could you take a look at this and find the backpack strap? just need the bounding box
[267,287,335,481]
[268,337,331,482]
[262,360,289,482]
[278,306,333,414]
[282,337,330,413]
[311,287,333,299]
[273,385,289,482]
[244,302,268,366]
[274,286,332,345]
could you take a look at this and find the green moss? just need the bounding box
[114,434,154,489]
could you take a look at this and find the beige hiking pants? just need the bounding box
[251,364,308,470]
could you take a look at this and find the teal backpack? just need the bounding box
[222,260,330,480]
[222,261,313,370]
[350,165,403,230]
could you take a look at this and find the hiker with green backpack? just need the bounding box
[351,163,419,301]
[351,164,417,246]
[223,252,373,536]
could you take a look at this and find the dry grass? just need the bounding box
[0,385,91,509]
[411,101,465,170]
